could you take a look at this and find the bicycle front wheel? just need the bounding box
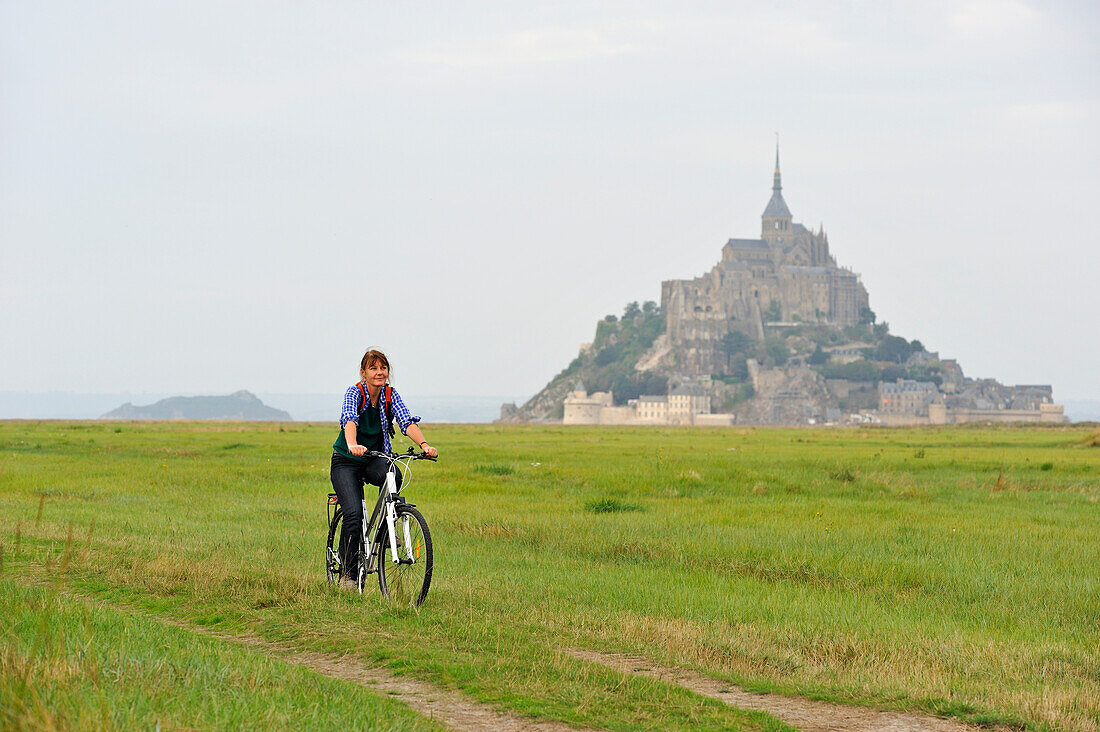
[378,505,432,607]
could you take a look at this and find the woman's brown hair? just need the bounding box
[360,348,390,375]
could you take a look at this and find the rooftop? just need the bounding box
[725,237,768,250]
[763,190,791,218]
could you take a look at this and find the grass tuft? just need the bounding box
[829,466,857,482]
[1040,461,1054,471]
[585,497,644,514]
[473,463,514,476]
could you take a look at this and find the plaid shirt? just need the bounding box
[339,384,421,455]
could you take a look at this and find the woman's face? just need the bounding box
[361,360,389,387]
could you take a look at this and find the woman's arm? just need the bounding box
[344,421,367,456]
[340,386,367,456]
[404,423,437,458]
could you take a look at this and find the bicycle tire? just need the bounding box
[326,507,344,584]
[377,505,433,607]
[327,507,365,589]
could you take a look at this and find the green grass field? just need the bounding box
[1,420,1098,730]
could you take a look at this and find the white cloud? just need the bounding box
[995,99,1100,127]
[400,12,847,72]
[948,0,1041,38]
[401,24,640,68]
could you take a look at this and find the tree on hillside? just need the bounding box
[881,364,907,381]
[819,359,880,382]
[722,330,751,354]
[764,299,782,323]
[595,342,624,366]
[764,336,789,366]
[623,301,641,319]
[720,330,752,375]
[875,334,912,364]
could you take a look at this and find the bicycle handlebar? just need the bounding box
[359,448,437,462]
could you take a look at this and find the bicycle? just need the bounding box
[325,448,436,607]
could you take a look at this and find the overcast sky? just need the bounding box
[3,0,1098,405]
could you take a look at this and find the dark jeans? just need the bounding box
[330,452,402,579]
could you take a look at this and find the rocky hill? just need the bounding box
[502,151,1063,426]
[501,302,667,422]
[101,390,291,421]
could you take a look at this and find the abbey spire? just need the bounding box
[762,141,792,239]
[773,144,782,192]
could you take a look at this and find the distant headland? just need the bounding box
[101,390,292,421]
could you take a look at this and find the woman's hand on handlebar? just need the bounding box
[349,444,367,457]
[420,443,438,459]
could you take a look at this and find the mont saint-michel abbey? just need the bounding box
[662,150,869,376]
[507,147,1065,427]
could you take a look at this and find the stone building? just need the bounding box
[661,149,870,376]
[562,382,713,426]
[561,381,612,425]
[880,379,940,416]
[877,374,1067,425]
[635,395,668,422]
[668,384,711,425]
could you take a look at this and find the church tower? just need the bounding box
[761,144,792,246]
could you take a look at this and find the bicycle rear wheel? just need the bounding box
[377,505,432,607]
[326,507,344,584]
[327,507,365,589]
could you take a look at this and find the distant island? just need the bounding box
[101,390,292,421]
[501,148,1066,427]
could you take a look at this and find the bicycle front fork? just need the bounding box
[363,471,416,574]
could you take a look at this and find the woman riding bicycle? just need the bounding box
[330,348,437,583]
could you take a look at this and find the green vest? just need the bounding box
[333,398,385,461]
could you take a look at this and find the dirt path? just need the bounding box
[269,646,581,730]
[180,621,585,731]
[28,580,581,731]
[199,629,584,731]
[567,649,983,732]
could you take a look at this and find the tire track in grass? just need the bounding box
[26,580,584,732]
[567,650,984,732]
[237,643,584,731]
